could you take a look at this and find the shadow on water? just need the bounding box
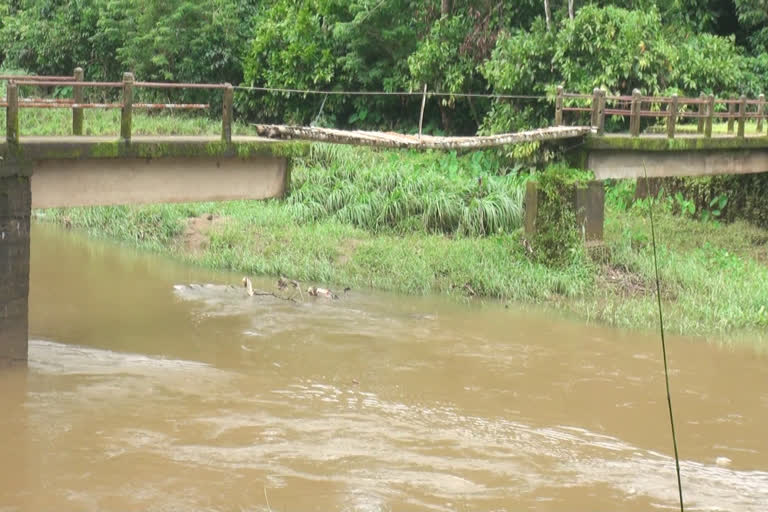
[0,221,765,511]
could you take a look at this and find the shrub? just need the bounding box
[529,165,593,267]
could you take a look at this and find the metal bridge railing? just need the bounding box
[2,68,235,144]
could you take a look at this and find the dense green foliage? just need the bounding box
[5,0,768,133]
[0,0,253,104]
[482,5,768,131]
[530,165,593,266]
[646,174,768,229]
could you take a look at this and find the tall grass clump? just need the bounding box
[45,204,185,250]
[287,144,526,236]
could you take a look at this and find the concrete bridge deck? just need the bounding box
[1,135,306,208]
[581,133,768,179]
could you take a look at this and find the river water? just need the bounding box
[1,223,767,511]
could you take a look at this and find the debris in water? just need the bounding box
[241,276,297,303]
[242,276,255,296]
[277,276,300,290]
[307,286,337,299]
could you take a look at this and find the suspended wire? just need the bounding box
[643,161,685,512]
[233,85,547,100]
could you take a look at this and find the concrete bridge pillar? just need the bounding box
[0,175,30,365]
[524,180,605,242]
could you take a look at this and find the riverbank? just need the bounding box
[37,143,768,339]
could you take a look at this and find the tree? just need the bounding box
[0,0,102,77]
[736,0,768,49]
[242,0,431,126]
[482,5,761,132]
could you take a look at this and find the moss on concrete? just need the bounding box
[0,149,33,178]
[87,141,121,158]
[234,140,309,159]
[0,138,309,163]
[585,134,768,151]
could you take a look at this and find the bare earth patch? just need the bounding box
[182,213,228,253]
[599,264,650,297]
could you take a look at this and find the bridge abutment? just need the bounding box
[0,175,30,365]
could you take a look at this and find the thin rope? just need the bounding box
[310,93,328,127]
[233,85,547,100]
[643,161,685,512]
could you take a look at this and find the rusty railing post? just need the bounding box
[222,83,233,144]
[738,94,747,138]
[667,94,678,139]
[6,81,19,144]
[697,92,706,134]
[121,72,134,142]
[596,89,606,135]
[72,67,84,135]
[705,94,714,138]
[554,85,563,126]
[630,89,641,137]
[727,97,735,133]
[758,94,765,133]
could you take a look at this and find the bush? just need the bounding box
[664,174,768,228]
[529,164,593,267]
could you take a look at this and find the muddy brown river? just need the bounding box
[1,223,767,511]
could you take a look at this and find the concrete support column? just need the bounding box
[0,176,31,365]
[524,180,605,242]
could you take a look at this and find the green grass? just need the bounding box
[0,105,261,138]
[584,205,768,335]
[287,144,526,236]
[644,120,766,136]
[39,198,592,300]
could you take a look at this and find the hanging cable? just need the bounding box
[233,85,547,100]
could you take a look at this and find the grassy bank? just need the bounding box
[37,143,768,339]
